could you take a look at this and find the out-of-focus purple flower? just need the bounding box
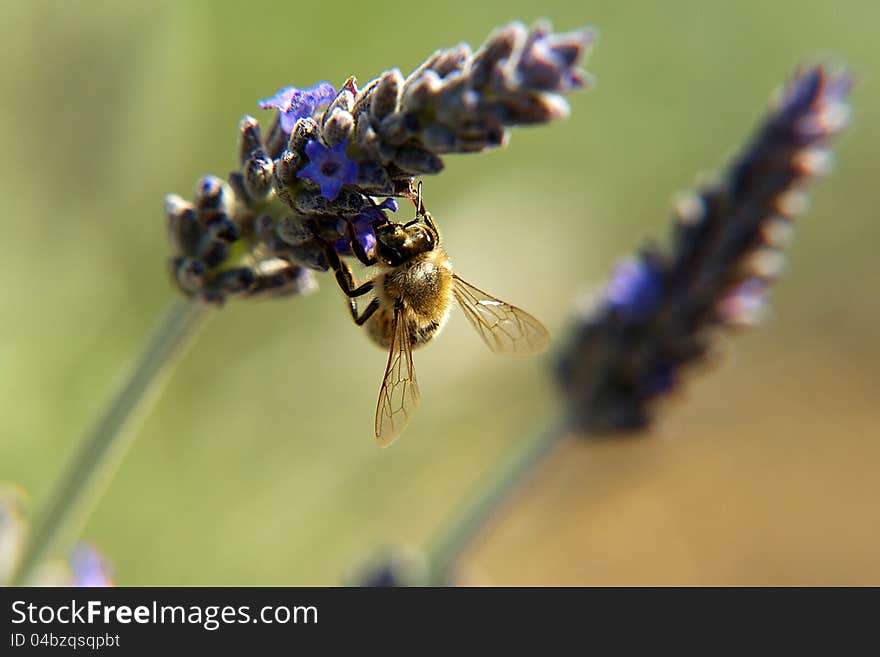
[605,257,665,320]
[296,139,359,201]
[69,544,112,587]
[258,82,336,134]
[557,65,851,434]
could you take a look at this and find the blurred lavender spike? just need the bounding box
[557,65,852,433]
[0,485,27,585]
[1,483,114,586]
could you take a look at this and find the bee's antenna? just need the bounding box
[410,181,428,217]
[405,180,438,233]
[411,182,432,226]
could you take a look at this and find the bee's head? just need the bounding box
[374,218,438,266]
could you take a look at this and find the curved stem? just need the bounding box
[10,299,211,585]
[425,417,570,585]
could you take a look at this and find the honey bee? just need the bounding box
[321,186,549,446]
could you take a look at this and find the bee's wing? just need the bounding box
[375,307,421,447]
[452,274,550,355]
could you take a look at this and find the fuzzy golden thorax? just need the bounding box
[367,249,454,349]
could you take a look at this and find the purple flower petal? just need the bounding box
[286,82,335,117]
[353,220,377,256]
[342,157,359,184]
[319,175,345,201]
[335,216,378,259]
[296,139,360,201]
[258,86,297,111]
[305,139,325,160]
[360,197,398,220]
[258,81,336,134]
[379,198,398,213]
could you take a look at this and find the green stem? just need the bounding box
[10,299,210,585]
[425,417,570,585]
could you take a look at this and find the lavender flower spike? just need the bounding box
[166,21,592,305]
[557,65,852,433]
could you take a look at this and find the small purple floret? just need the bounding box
[335,216,377,258]
[296,139,359,201]
[366,197,398,217]
[333,196,395,258]
[258,82,336,134]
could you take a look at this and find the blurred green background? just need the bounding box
[1,0,877,585]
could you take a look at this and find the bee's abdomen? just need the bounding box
[409,318,443,348]
[365,307,395,349]
[364,308,444,350]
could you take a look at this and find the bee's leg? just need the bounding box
[353,297,380,326]
[342,218,377,267]
[320,239,374,298]
[364,195,393,229]
[337,257,378,326]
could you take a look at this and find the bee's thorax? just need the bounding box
[366,249,454,349]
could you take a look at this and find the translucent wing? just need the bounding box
[453,274,550,355]
[375,307,420,447]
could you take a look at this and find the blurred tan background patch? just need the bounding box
[0,0,877,585]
